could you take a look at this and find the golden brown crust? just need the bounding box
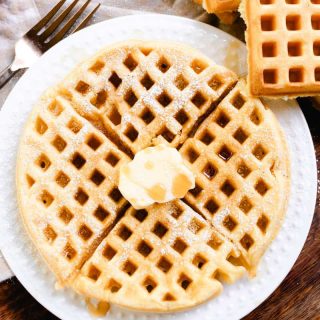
[16,88,131,285]
[244,0,320,98]
[16,40,290,311]
[60,40,238,155]
[73,201,245,312]
[180,79,290,275]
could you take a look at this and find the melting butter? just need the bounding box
[118,144,195,209]
[172,173,193,198]
[148,183,166,201]
[145,160,154,170]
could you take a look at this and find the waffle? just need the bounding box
[194,0,240,24]
[197,0,240,13]
[16,40,290,312]
[180,79,290,273]
[61,41,237,155]
[243,0,320,97]
[73,200,245,312]
[17,89,130,285]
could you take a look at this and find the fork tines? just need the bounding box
[28,0,100,49]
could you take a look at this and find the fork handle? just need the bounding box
[0,65,19,90]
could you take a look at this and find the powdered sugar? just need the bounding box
[0,14,316,320]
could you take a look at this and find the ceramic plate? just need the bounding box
[0,14,317,320]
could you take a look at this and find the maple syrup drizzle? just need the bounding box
[172,173,193,198]
[147,183,166,201]
[86,298,110,317]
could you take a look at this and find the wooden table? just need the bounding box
[0,100,319,319]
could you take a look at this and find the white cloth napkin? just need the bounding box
[0,0,241,282]
[0,0,40,281]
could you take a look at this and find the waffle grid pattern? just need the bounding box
[62,42,237,154]
[181,80,289,270]
[73,201,245,311]
[246,0,320,97]
[18,93,130,284]
[17,41,289,311]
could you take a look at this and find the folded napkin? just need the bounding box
[0,0,243,282]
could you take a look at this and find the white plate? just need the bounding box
[0,14,317,320]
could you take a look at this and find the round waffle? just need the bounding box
[16,40,290,312]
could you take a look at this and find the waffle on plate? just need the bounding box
[16,40,290,312]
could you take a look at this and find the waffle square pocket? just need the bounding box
[244,0,320,97]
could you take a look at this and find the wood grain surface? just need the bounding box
[0,100,319,319]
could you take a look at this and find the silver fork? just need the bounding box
[0,0,100,90]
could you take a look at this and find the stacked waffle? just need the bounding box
[242,0,320,97]
[195,0,320,98]
[195,0,241,24]
[17,41,290,312]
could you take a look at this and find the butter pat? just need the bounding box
[119,144,195,209]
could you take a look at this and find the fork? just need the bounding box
[0,0,100,90]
